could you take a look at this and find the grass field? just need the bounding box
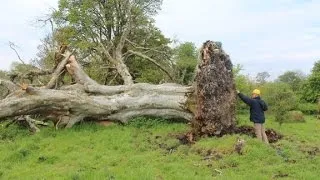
[0,114,319,180]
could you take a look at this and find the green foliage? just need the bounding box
[51,0,172,84]
[126,116,175,128]
[9,61,53,86]
[234,64,254,94]
[301,60,320,103]
[234,64,255,112]
[134,68,167,83]
[10,62,38,79]
[173,42,198,85]
[259,83,298,125]
[318,101,320,118]
[0,122,30,141]
[297,103,318,115]
[123,13,173,84]
[175,43,198,69]
[277,70,306,92]
[82,59,112,85]
[260,82,298,109]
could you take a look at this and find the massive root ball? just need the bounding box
[192,40,236,136]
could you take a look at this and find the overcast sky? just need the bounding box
[1,0,319,79]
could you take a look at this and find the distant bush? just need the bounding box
[300,60,320,103]
[284,111,305,123]
[261,82,298,110]
[263,83,298,125]
[297,103,318,115]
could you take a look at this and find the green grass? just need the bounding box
[0,115,320,179]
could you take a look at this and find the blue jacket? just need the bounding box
[238,93,268,123]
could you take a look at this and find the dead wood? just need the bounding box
[46,51,73,89]
[0,83,194,128]
[9,41,26,65]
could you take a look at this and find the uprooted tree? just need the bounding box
[0,40,283,142]
[0,40,236,135]
[0,0,283,142]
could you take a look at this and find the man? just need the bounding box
[237,89,269,144]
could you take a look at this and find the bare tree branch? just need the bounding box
[37,17,54,34]
[108,73,119,85]
[125,39,167,55]
[116,0,132,53]
[9,41,26,64]
[25,115,41,133]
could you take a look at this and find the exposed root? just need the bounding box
[192,40,236,136]
[25,115,41,133]
[14,115,48,133]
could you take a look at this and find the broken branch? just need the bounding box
[9,41,26,65]
[46,51,73,89]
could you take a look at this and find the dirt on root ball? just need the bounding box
[192,40,236,137]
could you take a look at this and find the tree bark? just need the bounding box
[0,83,194,127]
[46,51,73,89]
[114,56,134,85]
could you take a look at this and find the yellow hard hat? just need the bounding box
[252,89,261,95]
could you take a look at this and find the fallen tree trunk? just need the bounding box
[0,83,194,128]
[0,54,195,128]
